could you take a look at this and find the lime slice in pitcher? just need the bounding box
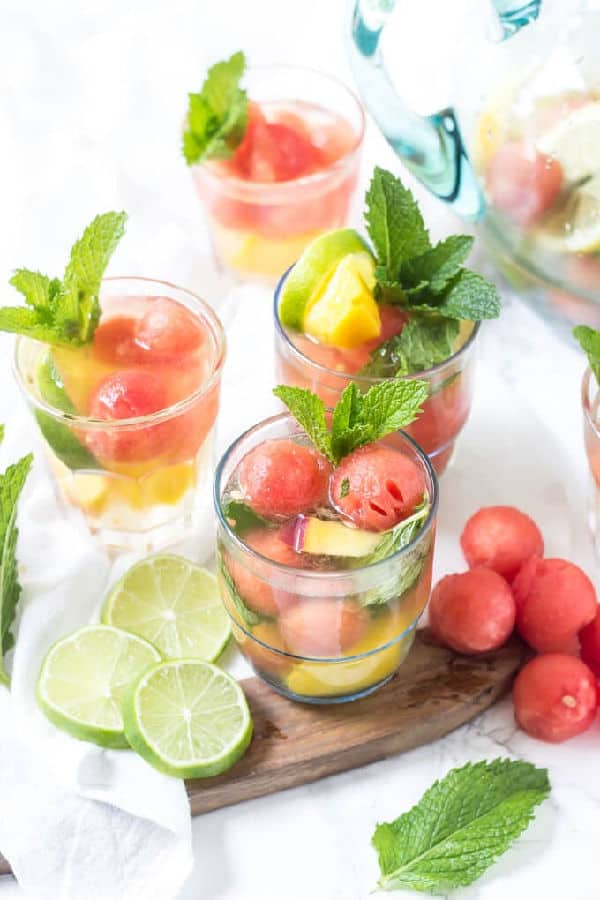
[123,660,253,778]
[102,555,231,663]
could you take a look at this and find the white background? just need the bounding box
[1,1,600,898]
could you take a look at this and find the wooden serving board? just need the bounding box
[0,630,526,877]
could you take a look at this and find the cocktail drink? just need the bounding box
[183,53,364,283]
[274,169,500,475]
[7,214,225,551]
[576,325,600,556]
[215,378,437,704]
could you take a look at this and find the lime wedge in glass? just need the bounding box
[37,625,161,748]
[102,555,231,663]
[35,351,98,470]
[278,228,373,329]
[123,660,253,778]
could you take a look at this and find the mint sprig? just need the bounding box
[360,318,460,377]
[183,51,248,165]
[373,758,550,895]
[218,555,264,628]
[1,212,127,347]
[273,380,428,466]
[222,500,270,538]
[365,168,501,323]
[574,324,600,384]
[0,434,33,687]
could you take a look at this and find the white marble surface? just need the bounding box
[1,1,599,898]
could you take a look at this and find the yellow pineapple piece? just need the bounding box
[64,474,110,515]
[302,252,380,348]
[142,462,196,506]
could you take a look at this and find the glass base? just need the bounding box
[255,669,396,705]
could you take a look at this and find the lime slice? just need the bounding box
[37,625,161,748]
[537,103,600,252]
[36,351,99,470]
[123,660,253,778]
[278,228,373,329]
[102,555,231,663]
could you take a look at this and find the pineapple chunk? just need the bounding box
[303,252,381,349]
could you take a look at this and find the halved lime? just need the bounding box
[123,660,253,778]
[102,555,231,663]
[36,351,98,470]
[37,625,161,748]
[278,228,373,329]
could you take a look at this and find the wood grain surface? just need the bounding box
[0,630,526,877]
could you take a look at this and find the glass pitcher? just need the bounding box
[348,0,600,329]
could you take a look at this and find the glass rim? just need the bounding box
[214,409,439,581]
[273,266,482,383]
[13,275,227,430]
[582,366,599,437]
[195,63,365,196]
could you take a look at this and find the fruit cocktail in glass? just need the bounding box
[575,325,600,557]
[8,213,225,552]
[274,168,501,475]
[183,52,364,284]
[215,378,437,704]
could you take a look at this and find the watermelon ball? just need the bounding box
[86,370,175,462]
[513,654,598,743]
[429,569,516,655]
[513,557,597,653]
[224,528,303,618]
[460,505,544,582]
[134,297,204,362]
[279,599,369,657]
[238,439,331,519]
[93,316,144,365]
[579,609,600,678]
[330,445,425,531]
[486,142,563,227]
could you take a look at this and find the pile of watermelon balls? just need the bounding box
[429,505,600,743]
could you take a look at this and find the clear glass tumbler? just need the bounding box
[214,412,438,704]
[191,65,365,284]
[15,276,226,553]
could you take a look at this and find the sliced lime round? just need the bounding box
[36,351,98,470]
[37,625,161,748]
[278,228,373,329]
[102,555,231,663]
[123,660,253,778]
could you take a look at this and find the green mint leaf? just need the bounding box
[222,500,270,538]
[61,211,127,343]
[373,758,550,895]
[401,235,475,292]
[360,317,460,377]
[2,212,127,347]
[359,497,431,606]
[0,450,33,686]
[218,556,264,628]
[431,269,501,320]
[340,478,350,499]
[183,51,248,165]
[365,167,430,280]
[272,386,334,462]
[574,324,600,384]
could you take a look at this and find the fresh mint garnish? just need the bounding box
[365,167,431,282]
[0,434,33,686]
[360,318,460,377]
[365,168,501,324]
[574,324,600,384]
[372,758,550,895]
[359,498,431,607]
[273,379,428,466]
[218,556,264,629]
[1,212,127,347]
[222,500,270,538]
[183,51,248,165]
